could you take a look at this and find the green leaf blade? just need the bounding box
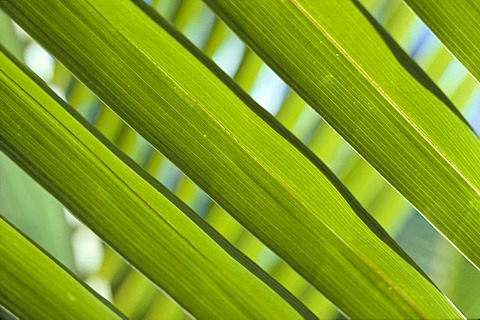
[0,154,76,270]
[403,0,480,81]
[200,0,480,268]
[0,216,126,320]
[0,0,466,318]
[0,47,309,319]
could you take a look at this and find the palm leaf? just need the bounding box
[0,47,310,318]
[1,0,478,318]
[0,0,466,318]
[403,0,480,81]
[0,216,125,319]
[201,0,480,268]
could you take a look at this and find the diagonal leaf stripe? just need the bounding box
[0,0,465,318]
[200,0,480,268]
[0,47,311,319]
[0,216,126,320]
[403,0,480,82]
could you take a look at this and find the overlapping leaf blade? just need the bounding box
[1,154,75,270]
[0,0,465,318]
[0,216,125,320]
[0,47,309,319]
[201,0,480,268]
[402,0,480,81]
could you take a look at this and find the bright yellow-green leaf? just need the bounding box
[0,0,466,318]
[201,0,480,268]
[0,47,311,319]
[403,0,480,81]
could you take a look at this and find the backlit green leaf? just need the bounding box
[403,0,480,81]
[0,216,125,320]
[201,0,480,268]
[0,0,465,318]
[0,47,310,319]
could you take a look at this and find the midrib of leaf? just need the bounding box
[291,0,478,196]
